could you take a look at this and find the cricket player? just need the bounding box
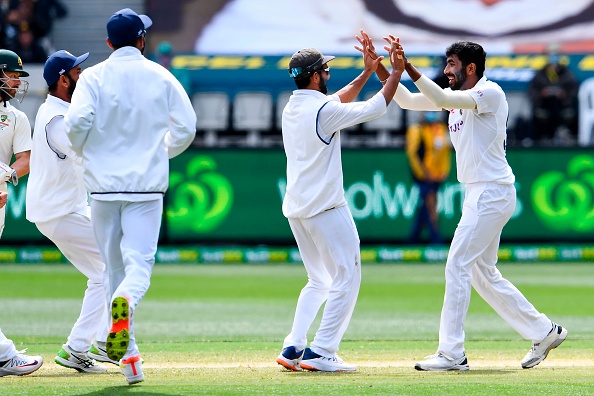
[0,190,43,377]
[0,49,31,238]
[26,50,117,373]
[360,32,567,371]
[0,50,42,378]
[276,34,404,372]
[64,8,196,385]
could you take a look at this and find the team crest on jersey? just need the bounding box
[0,114,11,129]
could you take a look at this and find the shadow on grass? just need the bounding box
[457,369,516,375]
[78,387,170,396]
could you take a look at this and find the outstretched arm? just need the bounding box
[335,33,383,103]
[413,74,476,109]
[355,31,439,111]
[400,48,476,110]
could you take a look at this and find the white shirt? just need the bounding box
[447,77,515,184]
[26,95,87,223]
[0,101,31,166]
[402,75,515,185]
[64,46,197,201]
[281,89,386,218]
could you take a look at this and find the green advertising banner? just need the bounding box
[163,147,594,243]
[3,148,594,244]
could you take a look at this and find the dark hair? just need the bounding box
[445,41,486,78]
[47,70,73,93]
[294,75,312,89]
[112,36,142,50]
[48,81,58,92]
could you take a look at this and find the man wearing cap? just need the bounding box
[64,8,196,385]
[26,49,117,374]
[275,34,405,372]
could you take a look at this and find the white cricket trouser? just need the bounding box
[438,182,552,359]
[0,329,17,361]
[90,198,162,359]
[283,205,361,358]
[35,208,109,352]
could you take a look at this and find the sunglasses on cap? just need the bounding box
[289,58,329,79]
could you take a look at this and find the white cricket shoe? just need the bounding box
[120,355,144,385]
[276,346,303,371]
[521,322,568,369]
[415,352,469,371]
[88,341,119,365]
[299,348,356,372]
[0,350,43,376]
[55,344,107,373]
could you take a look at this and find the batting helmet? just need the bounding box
[0,49,29,77]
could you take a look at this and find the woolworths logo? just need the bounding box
[167,156,233,233]
[532,155,594,232]
[278,171,522,221]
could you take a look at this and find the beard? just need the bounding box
[319,74,328,94]
[0,89,11,105]
[449,67,467,91]
[65,74,77,99]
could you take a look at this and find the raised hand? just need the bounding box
[384,35,405,74]
[355,30,379,60]
[355,29,382,73]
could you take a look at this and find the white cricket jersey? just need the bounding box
[64,46,196,201]
[447,77,515,184]
[281,89,386,218]
[26,95,88,223]
[0,101,31,165]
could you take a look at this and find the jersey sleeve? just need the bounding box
[468,84,502,114]
[12,111,32,154]
[317,92,386,140]
[46,115,81,164]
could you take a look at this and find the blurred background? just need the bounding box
[3,0,594,263]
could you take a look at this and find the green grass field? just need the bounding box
[0,262,593,395]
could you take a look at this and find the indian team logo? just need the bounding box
[531,155,594,232]
[167,156,233,233]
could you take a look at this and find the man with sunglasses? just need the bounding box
[276,34,404,372]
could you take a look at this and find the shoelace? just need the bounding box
[320,355,345,364]
[71,351,99,368]
[529,342,540,352]
[529,324,557,353]
[3,349,34,368]
[423,353,441,360]
[423,352,459,362]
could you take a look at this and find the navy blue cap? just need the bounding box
[107,8,152,46]
[43,50,89,86]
